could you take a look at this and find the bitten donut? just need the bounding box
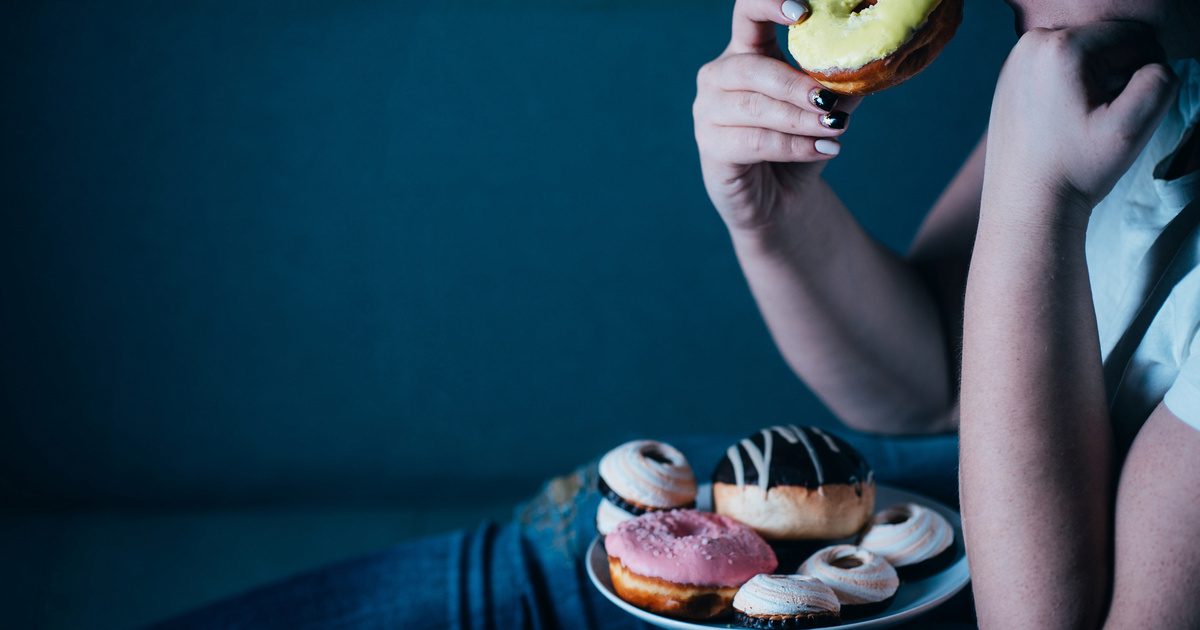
[788,0,964,95]
[859,502,954,579]
[596,440,697,535]
[732,574,841,629]
[712,425,875,541]
[799,544,898,619]
[604,510,777,620]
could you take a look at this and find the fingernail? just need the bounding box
[815,139,841,156]
[820,111,849,130]
[809,88,839,112]
[781,0,807,23]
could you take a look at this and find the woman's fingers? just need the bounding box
[696,8,863,169]
[699,126,841,165]
[702,90,850,137]
[729,0,809,55]
[699,54,863,115]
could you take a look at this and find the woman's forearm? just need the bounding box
[960,201,1112,628]
[731,177,955,434]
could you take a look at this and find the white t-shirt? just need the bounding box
[1086,58,1200,451]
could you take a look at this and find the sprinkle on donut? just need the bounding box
[605,510,777,588]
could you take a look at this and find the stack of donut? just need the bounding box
[597,428,957,624]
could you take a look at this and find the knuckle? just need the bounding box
[745,128,770,153]
[696,61,714,88]
[726,53,752,75]
[1012,27,1081,70]
[788,135,810,158]
[1141,63,1173,86]
[781,73,810,102]
[695,129,716,158]
[1018,28,1063,52]
[735,92,763,119]
[1042,29,1078,57]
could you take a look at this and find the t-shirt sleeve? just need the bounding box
[1162,345,1200,432]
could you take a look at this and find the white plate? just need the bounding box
[586,484,969,629]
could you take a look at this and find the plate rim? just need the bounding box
[585,483,970,630]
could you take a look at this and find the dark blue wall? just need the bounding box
[1,1,1015,508]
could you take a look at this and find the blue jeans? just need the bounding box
[153,431,968,629]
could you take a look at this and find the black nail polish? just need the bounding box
[810,88,839,112]
[820,111,848,130]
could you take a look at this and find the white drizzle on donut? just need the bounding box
[773,425,800,444]
[726,445,745,487]
[739,433,770,491]
[811,426,842,454]
[760,429,773,490]
[791,426,825,486]
[724,425,841,493]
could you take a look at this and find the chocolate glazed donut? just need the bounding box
[712,425,875,542]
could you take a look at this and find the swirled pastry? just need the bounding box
[732,574,841,629]
[596,440,697,535]
[799,544,898,618]
[859,502,954,579]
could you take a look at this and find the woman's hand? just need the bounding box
[983,21,1178,224]
[694,0,861,233]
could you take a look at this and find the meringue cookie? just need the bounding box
[859,502,954,576]
[596,440,696,535]
[732,574,840,628]
[800,544,898,618]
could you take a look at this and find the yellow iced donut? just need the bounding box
[788,0,963,95]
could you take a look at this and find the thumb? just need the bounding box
[1103,62,1178,151]
[727,0,809,56]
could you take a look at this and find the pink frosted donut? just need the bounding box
[604,510,777,620]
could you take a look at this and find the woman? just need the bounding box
[159,0,1200,627]
[694,0,1199,626]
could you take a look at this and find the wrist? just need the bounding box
[725,174,832,249]
[979,179,1095,235]
[728,220,792,258]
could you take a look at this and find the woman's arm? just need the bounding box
[961,188,1113,628]
[696,0,984,435]
[960,23,1178,628]
[731,136,983,435]
[1104,405,1200,628]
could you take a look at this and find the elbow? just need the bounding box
[837,398,959,436]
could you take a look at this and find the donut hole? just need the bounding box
[851,0,878,14]
[881,507,912,525]
[639,445,673,466]
[831,555,864,569]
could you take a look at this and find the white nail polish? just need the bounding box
[815,139,841,156]
[781,0,807,22]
